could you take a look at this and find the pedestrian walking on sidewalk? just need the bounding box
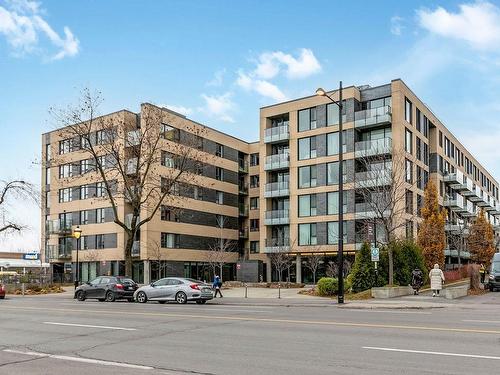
[479,264,486,284]
[411,268,424,295]
[429,264,445,297]
[213,275,223,298]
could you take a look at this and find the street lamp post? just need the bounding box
[73,226,82,290]
[316,82,345,304]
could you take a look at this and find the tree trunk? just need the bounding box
[388,248,394,286]
[313,272,316,285]
[124,236,134,278]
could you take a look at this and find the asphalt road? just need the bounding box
[1,292,500,374]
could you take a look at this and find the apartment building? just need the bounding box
[42,80,500,284]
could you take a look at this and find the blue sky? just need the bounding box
[1,0,500,251]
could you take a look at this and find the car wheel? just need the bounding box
[176,292,187,304]
[136,291,148,303]
[0,296,5,300]
[196,300,207,304]
[158,300,167,304]
[76,290,86,301]
[105,291,116,302]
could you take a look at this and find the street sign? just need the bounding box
[371,247,379,262]
[23,253,39,260]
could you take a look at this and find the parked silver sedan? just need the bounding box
[134,277,214,304]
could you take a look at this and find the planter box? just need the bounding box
[371,286,413,299]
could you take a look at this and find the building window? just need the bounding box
[59,139,73,154]
[405,129,413,154]
[215,143,224,157]
[328,191,350,215]
[327,103,339,126]
[250,153,259,166]
[216,191,224,205]
[326,132,346,155]
[160,124,178,141]
[58,188,72,203]
[80,185,89,200]
[161,151,176,168]
[406,220,414,239]
[160,205,172,221]
[250,241,259,253]
[250,175,260,188]
[96,208,105,223]
[80,210,89,225]
[439,131,443,147]
[250,219,259,232]
[405,190,414,214]
[405,98,412,124]
[215,167,224,181]
[405,159,413,183]
[161,233,178,248]
[250,197,259,210]
[95,182,105,197]
[298,194,317,217]
[327,162,340,185]
[298,136,317,160]
[298,107,317,132]
[193,186,204,200]
[298,165,317,188]
[298,223,317,246]
[58,164,72,179]
[45,167,51,182]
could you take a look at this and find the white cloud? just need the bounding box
[390,15,404,36]
[237,71,287,102]
[200,93,235,123]
[206,68,226,87]
[417,1,500,50]
[254,48,321,80]
[161,104,193,116]
[0,0,79,60]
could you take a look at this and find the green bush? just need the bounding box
[317,277,338,296]
[349,242,378,293]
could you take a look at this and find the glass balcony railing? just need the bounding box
[239,227,249,238]
[264,238,290,253]
[355,138,392,158]
[46,243,72,260]
[264,181,290,198]
[355,169,391,187]
[131,241,140,257]
[264,209,290,225]
[443,195,465,211]
[238,159,249,173]
[46,218,73,235]
[264,153,290,171]
[264,124,290,143]
[354,106,391,128]
[239,204,249,217]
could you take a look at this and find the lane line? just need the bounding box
[57,303,269,313]
[3,305,500,335]
[340,309,432,315]
[3,349,153,370]
[363,346,500,361]
[463,319,500,324]
[43,322,137,331]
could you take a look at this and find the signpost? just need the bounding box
[371,247,379,275]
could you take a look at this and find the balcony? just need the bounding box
[239,204,249,217]
[264,210,290,225]
[238,184,249,195]
[354,202,390,219]
[445,249,471,259]
[264,153,290,171]
[483,196,496,211]
[264,181,290,198]
[238,159,249,174]
[46,218,73,235]
[264,238,290,253]
[492,204,500,216]
[354,106,391,129]
[239,227,249,239]
[467,186,483,203]
[443,171,471,192]
[47,243,72,260]
[264,124,289,144]
[443,195,466,212]
[461,201,476,217]
[355,138,392,158]
[355,169,391,188]
[131,241,140,257]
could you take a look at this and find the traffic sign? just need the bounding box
[371,247,379,262]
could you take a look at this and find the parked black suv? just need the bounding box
[74,276,138,302]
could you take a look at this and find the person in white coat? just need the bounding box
[429,264,445,297]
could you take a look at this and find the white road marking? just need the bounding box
[463,319,500,324]
[43,322,136,331]
[341,309,431,315]
[3,349,153,370]
[363,346,500,360]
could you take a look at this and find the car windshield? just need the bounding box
[117,278,135,284]
[492,262,500,273]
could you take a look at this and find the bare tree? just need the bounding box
[326,261,337,278]
[49,89,207,277]
[205,215,236,281]
[0,180,38,234]
[304,251,323,284]
[82,249,100,262]
[354,148,418,285]
[446,218,469,268]
[269,249,292,283]
[147,239,169,280]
